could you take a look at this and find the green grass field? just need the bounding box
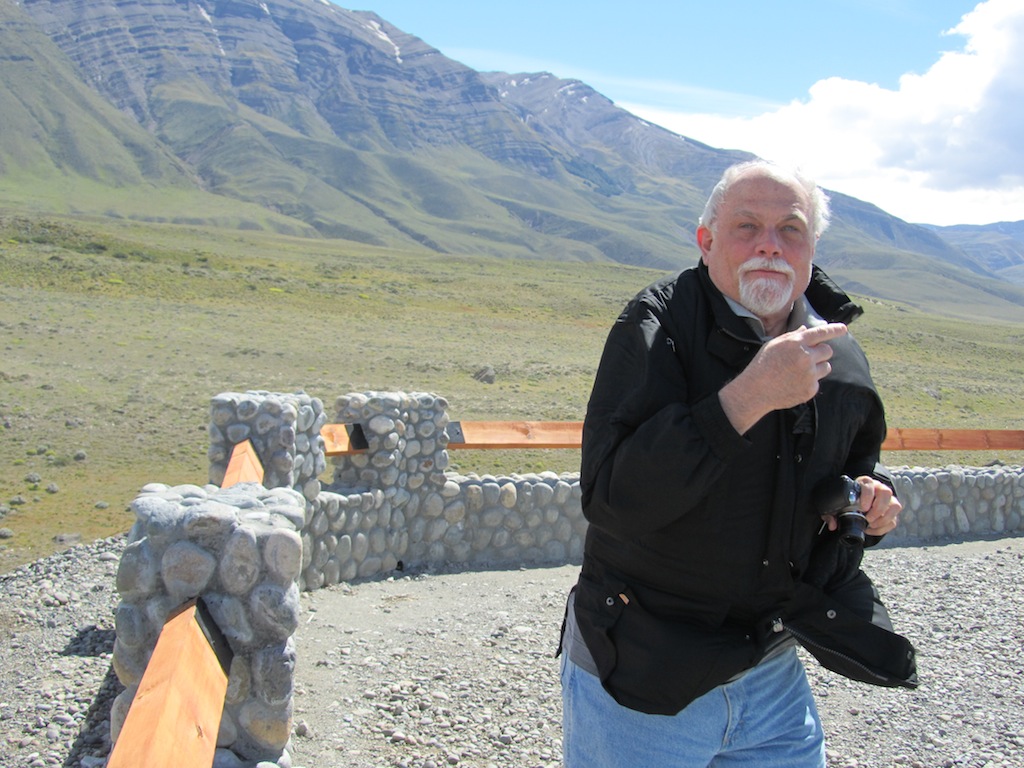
[2,213,1022,573]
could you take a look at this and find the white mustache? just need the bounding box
[739,257,795,280]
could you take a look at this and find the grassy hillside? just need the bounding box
[1,214,1022,573]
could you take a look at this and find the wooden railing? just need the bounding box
[321,421,1024,456]
[107,442,260,768]
[880,428,1024,451]
[106,598,234,768]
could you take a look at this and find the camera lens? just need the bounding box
[837,510,867,546]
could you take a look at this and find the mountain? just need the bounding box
[0,0,333,232]
[923,222,1024,284]
[12,0,719,266]
[6,0,1024,316]
[0,1,183,185]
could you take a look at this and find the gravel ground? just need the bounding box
[2,534,1023,768]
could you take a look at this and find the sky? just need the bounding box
[345,0,1024,228]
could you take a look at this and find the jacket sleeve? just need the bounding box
[839,362,897,548]
[580,297,750,539]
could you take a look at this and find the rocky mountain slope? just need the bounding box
[4,0,1024,310]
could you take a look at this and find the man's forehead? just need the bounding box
[723,173,812,218]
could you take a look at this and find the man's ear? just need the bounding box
[697,226,713,264]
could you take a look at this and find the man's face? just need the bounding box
[697,170,816,331]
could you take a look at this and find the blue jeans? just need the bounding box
[561,646,826,768]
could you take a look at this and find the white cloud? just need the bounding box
[624,0,1024,226]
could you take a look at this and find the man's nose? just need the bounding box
[755,229,782,255]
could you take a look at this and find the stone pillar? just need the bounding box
[208,391,327,504]
[327,392,450,570]
[110,482,306,764]
[329,391,450,493]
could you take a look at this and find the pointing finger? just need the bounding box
[801,323,847,348]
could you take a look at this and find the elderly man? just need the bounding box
[560,160,917,767]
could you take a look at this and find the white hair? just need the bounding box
[699,160,831,239]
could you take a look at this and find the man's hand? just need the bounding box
[857,476,902,536]
[821,476,902,535]
[719,323,848,435]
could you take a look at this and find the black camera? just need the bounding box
[815,475,867,546]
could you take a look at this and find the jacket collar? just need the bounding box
[805,265,864,325]
[696,261,864,332]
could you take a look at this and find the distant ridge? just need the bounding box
[922,221,1024,284]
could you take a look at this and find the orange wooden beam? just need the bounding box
[323,421,1024,455]
[320,422,367,456]
[321,420,584,455]
[448,420,584,450]
[881,428,1024,451]
[107,599,232,768]
[222,439,264,488]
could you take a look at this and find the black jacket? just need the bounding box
[571,262,918,715]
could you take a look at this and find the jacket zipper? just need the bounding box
[773,618,894,684]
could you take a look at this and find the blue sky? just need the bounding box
[346,0,1023,227]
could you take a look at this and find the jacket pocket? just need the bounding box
[572,575,757,715]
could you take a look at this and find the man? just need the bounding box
[560,160,917,767]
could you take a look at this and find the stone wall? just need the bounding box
[319,392,586,589]
[200,389,1024,587]
[109,389,1024,765]
[889,465,1024,541]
